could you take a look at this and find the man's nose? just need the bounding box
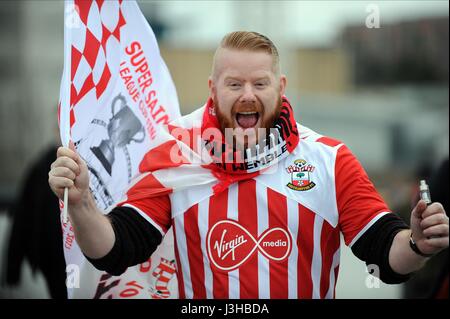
[239,83,257,103]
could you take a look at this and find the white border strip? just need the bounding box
[122,203,166,236]
[348,212,391,248]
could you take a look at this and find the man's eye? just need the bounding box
[255,83,266,88]
[229,83,241,88]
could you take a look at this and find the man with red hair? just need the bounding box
[49,31,449,299]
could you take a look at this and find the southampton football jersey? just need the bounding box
[119,124,391,299]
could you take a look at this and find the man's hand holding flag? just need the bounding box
[55,0,180,299]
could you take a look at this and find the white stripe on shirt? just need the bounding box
[311,216,323,299]
[173,214,193,298]
[197,199,213,298]
[287,198,299,299]
[256,181,270,298]
[227,183,240,299]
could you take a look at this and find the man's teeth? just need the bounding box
[238,112,258,115]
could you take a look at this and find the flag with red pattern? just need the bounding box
[58,0,179,299]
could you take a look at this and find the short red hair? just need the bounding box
[212,31,281,77]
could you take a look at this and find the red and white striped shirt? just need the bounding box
[119,124,391,299]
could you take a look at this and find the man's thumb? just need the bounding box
[412,200,427,219]
[68,140,83,166]
[69,140,76,151]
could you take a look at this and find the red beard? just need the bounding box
[214,96,282,146]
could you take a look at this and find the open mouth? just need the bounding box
[235,111,260,129]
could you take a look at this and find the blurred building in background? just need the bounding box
[0,2,63,208]
[0,0,448,299]
[342,17,449,85]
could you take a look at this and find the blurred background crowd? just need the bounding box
[0,0,448,299]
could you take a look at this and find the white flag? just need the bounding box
[58,0,180,299]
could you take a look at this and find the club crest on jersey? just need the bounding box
[286,159,316,191]
[206,220,292,272]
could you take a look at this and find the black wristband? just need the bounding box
[409,233,433,258]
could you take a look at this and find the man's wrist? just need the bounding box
[409,232,433,258]
[70,190,96,216]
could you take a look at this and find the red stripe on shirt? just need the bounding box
[237,179,259,298]
[320,221,340,298]
[184,204,207,298]
[297,204,315,299]
[317,136,342,147]
[208,189,229,299]
[267,188,289,299]
[335,145,390,245]
[172,221,185,299]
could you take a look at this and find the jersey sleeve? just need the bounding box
[117,184,172,236]
[335,144,392,247]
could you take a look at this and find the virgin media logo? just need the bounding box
[206,220,292,272]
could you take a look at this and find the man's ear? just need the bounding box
[208,76,215,101]
[279,74,287,96]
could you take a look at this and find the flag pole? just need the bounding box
[61,0,74,224]
[63,188,69,223]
